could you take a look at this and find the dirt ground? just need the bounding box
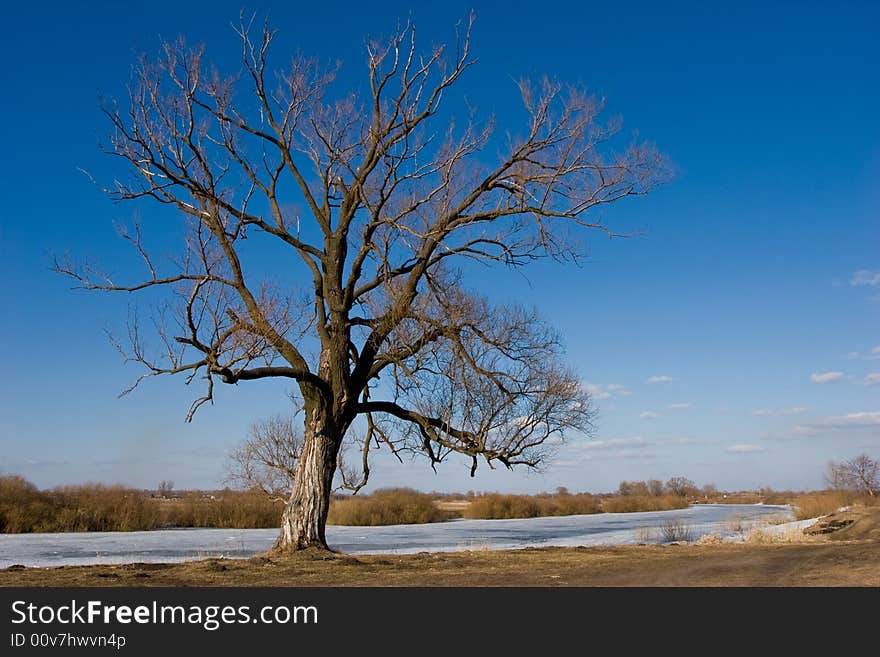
[2,507,878,587]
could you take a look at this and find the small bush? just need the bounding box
[328,488,448,526]
[660,518,692,542]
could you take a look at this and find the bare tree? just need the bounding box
[665,476,697,498]
[56,15,667,550]
[225,415,301,502]
[826,454,879,497]
[618,480,650,496]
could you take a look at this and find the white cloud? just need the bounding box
[851,270,880,286]
[864,373,880,386]
[640,411,660,420]
[579,436,650,451]
[670,437,698,445]
[726,444,766,453]
[605,383,632,396]
[848,345,880,360]
[810,371,844,384]
[819,411,880,428]
[753,407,807,416]
[553,456,592,466]
[583,383,611,400]
[668,403,691,409]
[646,375,674,384]
[616,449,656,459]
[792,411,880,436]
[780,407,807,415]
[583,382,631,400]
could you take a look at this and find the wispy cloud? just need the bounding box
[791,411,880,436]
[752,407,806,418]
[668,403,691,409]
[639,411,660,420]
[850,270,880,286]
[810,371,844,384]
[780,407,807,415]
[605,383,632,396]
[726,444,765,453]
[847,345,880,360]
[616,450,656,460]
[817,411,880,428]
[646,375,674,384]
[579,436,651,451]
[583,383,631,400]
[556,436,654,465]
[864,373,880,386]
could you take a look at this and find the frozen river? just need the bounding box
[0,504,791,568]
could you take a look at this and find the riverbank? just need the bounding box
[2,541,877,587]
[2,507,877,586]
[0,504,791,567]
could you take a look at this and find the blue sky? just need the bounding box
[0,0,877,493]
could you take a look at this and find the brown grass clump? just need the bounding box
[791,490,854,520]
[0,476,283,532]
[327,488,449,526]
[161,491,282,529]
[462,492,601,519]
[600,495,689,514]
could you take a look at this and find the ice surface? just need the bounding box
[0,504,791,568]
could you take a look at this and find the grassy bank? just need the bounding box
[2,539,879,587]
[3,474,872,532]
[0,476,282,533]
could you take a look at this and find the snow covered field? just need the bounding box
[0,503,792,568]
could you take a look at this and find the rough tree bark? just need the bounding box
[277,398,342,549]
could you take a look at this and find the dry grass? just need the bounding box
[161,492,282,528]
[462,492,602,519]
[0,476,282,532]
[3,539,879,587]
[601,495,689,514]
[0,477,163,533]
[792,490,855,520]
[328,489,450,526]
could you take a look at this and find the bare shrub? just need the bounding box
[660,518,693,543]
[826,454,879,497]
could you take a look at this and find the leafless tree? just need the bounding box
[56,15,668,550]
[618,480,650,496]
[225,415,301,502]
[826,454,879,497]
[665,476,697,498]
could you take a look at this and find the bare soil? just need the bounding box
[2,507,878,587]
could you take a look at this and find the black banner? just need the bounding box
[0,587,866,654]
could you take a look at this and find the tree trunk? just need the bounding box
[275,401,341,551]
